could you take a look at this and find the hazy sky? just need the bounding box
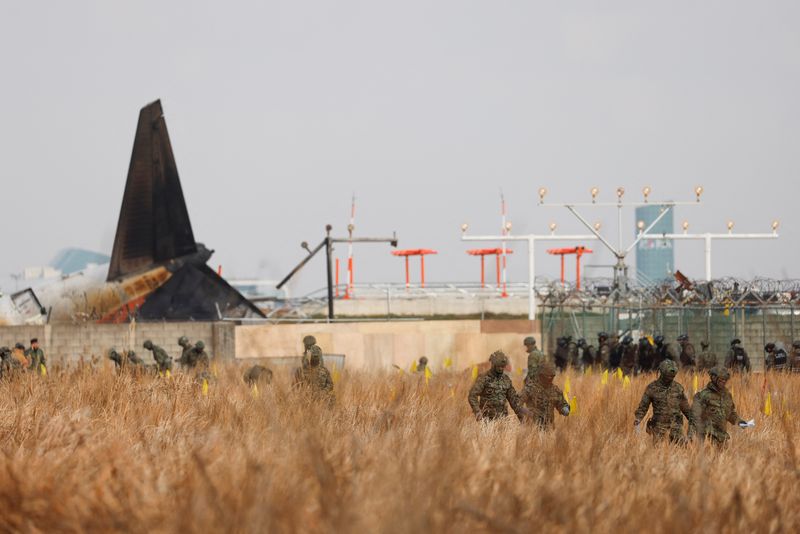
[1,1,798,296]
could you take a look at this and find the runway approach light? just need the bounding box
[682,221,690,233]
[461,223,469,234]
[301,241,311,254]
[616,187,625,200]
[772,220,780,233]
[642,186,651,202]
[347,223,354,235]
[727,220,735,233]
[636,220,645,232]
[695,186,704,202]
[538,187,548,204]
[505,221,513,232]
[593,221,602,232]
[590,187,599,203]
[549,222,557,234]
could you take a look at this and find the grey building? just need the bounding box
[635,205,674,283]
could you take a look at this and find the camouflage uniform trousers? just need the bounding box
[295,365,335,404]
[635,380,694,443]
[520,379,568,429]
[468,370,525,420]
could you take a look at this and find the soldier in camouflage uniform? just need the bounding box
[416,356,428,373]
[577,338,596,371]
[634,360,695,444]
[523,336,544,380]
[554,336,570,372]
[143,340,172,373]
[652,335,678,369]
[468,350,530,422]
[696,341,717,371]
[637,337,655,372]
[191,341,210,370]
[108,348,141,370]
[520,362,569,429]
[725,339,751,372]
[689,366,747,446]
[301,335,323,369]
[677,334,696,369]
[177,336,194,368]
[25,338,46,371]
[294,345,334,404]
[244,364,273,386]
[790,341,800,372]
[0,346,23,377]
[597,332,611,369]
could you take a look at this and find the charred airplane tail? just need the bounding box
[105,100,263,320]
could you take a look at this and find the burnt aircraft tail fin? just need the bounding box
[107,100,197,281]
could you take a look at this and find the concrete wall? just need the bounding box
[235,319,539,371]
[0,322,234,366]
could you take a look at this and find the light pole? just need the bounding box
[460,223,598,320]
[539,186,702,296]
[639,219,780,281]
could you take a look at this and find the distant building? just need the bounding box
[229,279,287,300]
[635,205,674,283]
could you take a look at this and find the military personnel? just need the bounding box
[696,341,717,371]
[577,338,596,370]
[108,348,144,370]
[619,335,638,376]
[598,332,611,369]
[554,336,570,372]
[764,342,788,372]
[689,366,747,446]
[468,350,530,422]
[677,334,696,369]
[608,334,624,371]
[725,339,751,372]
[0,346,23,377]
[523,336,544,379]
[191,340,210,370]
[652,335,678,369]
[567,337,580,369]
[25,338,46,371]
[143,340,172,373]
[12,343,29,368]
[520,362,569,429]
[244,364,273,386]
[790,341,800,372]
[177,336,194,368]
[634,360,695,444]
[294,345,334,404]
[637,337,655,372]
[416,356,428,373]
[302,335,318,369]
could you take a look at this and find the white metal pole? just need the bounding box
[529,235,535,320]
[704,234,712,282]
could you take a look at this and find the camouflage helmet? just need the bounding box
[489,350,508,367]
[0,346,9,355]
[654,335,665,345]
[708,366,731,380]
[764,342,776,352]
[14,342,25,350]
[523,336,536,347]
[730,338,742,346]
[195,340,205,350]
[143,340,153,350]
[178,336,189,346]
[419,356,428,364]
[658,359,678,375]
[538,361,557,377]
[303,335,317,348]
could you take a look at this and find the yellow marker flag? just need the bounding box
[563,376,571,399]
[569,396,578,416]
[39,364,47,377]
[622,375,631,389]
[764,391,772,416]
[251,384,259,398]
[332,364,341,384]
[601,369,609,385]
[450,386,455,399]
[723,305,730,317]
[389,387,396,401]
[585,366,592,376]
[516,367,523,377]
[424,365,433,386]
[693,374,699,395]
[165,369,172,379]
[443,357,453,369]
[201,378,209,396]
[410,361,417,373]
[616,368,623,381]
[471,365,479,381]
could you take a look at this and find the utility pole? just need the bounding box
[460,223,597,320]
[538,186,702,297]
[277,225,398,321]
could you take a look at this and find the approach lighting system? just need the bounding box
[695,186,704,202]
[538,187,548,204]
[590,187,599,203]
[642,186,651,202]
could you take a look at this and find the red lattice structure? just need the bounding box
[391,249,438,288]
[466,248,513,296]
[546,246,592,289]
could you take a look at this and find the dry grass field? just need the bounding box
[0,361,799,533]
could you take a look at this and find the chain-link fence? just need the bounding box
[540,303,800,371]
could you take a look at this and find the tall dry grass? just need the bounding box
[0,362,798,533]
